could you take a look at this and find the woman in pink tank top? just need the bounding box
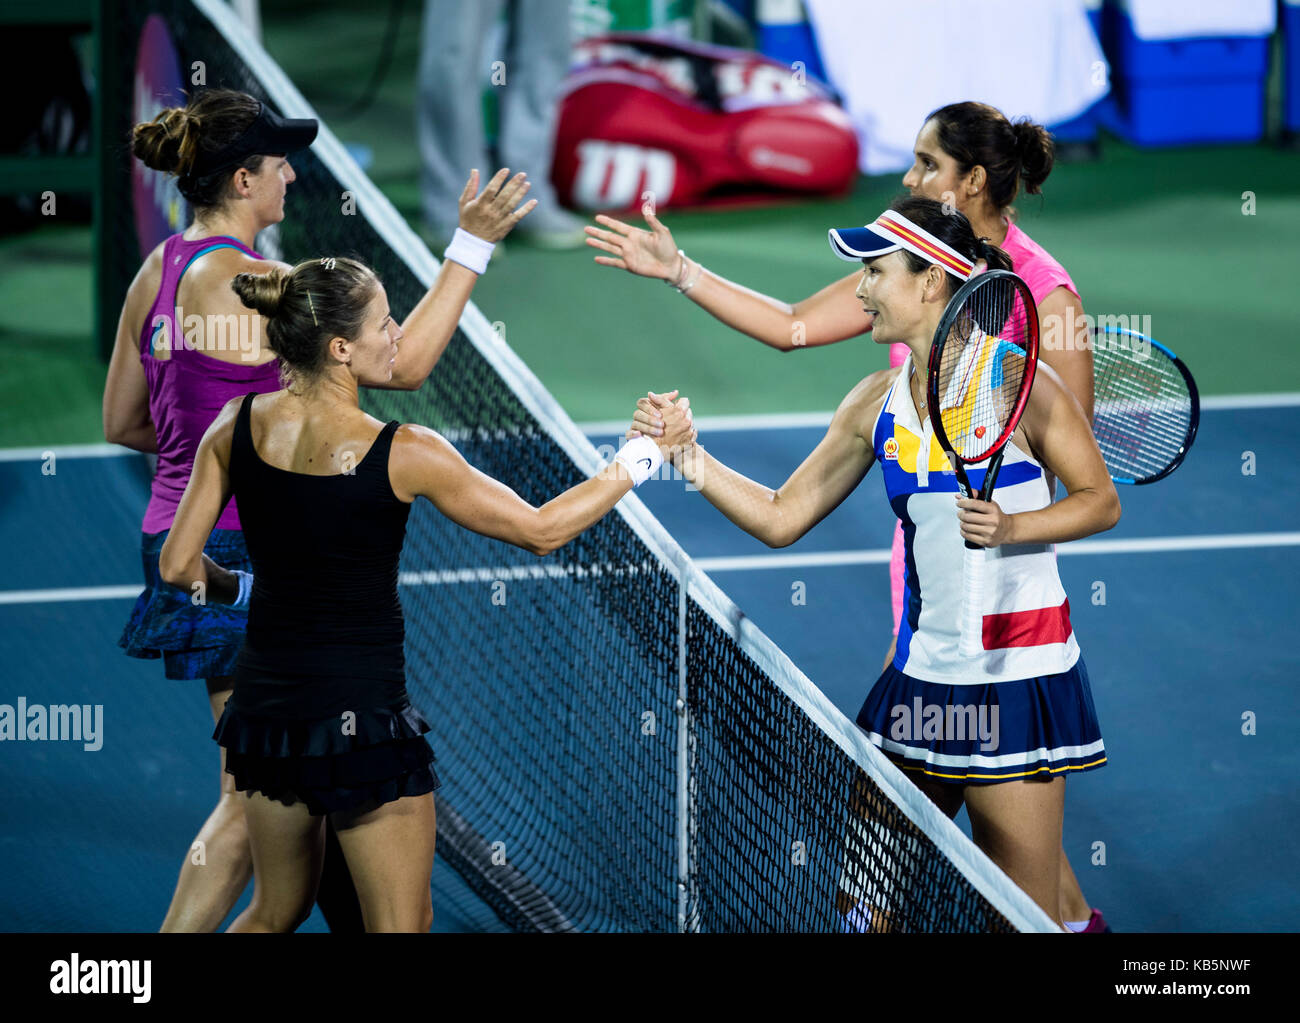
[103,88,535,933]
[589,102,1106,932]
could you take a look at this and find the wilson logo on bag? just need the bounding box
[553,34,858,211]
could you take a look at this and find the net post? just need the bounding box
[675,568,693,932]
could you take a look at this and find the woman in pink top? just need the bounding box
[103,88,534,931]
[588,101,1106,932]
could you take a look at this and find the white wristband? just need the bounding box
[443,228,495,275]
[232,570,253,610]
[614,435,664,487]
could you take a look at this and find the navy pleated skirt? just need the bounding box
[856,658,1106,784]
[119,529,252,681]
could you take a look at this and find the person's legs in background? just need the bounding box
[497,0,586,247]
[416,0,504,242]
[314,818,365,931]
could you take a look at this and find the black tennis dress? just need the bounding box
[213,393,438,815]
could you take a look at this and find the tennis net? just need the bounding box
[103,0,1057,932]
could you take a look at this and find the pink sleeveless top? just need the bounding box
[999,221,1079,306]
[137,233,282,534]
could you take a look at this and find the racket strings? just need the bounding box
[1092,333,1194,480]
[935,279,1033,463]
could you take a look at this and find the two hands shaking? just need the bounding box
[609,389,698,489]
[627,389,697,462]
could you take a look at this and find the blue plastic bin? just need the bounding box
[1286,0,1300,132]
[755,0,828,85]
[1101,2,1269,145]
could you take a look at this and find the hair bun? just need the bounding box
[231,269,290,319]
[1012,120,1033,155]
[1011,118,1054,195]
[130,107,202,176]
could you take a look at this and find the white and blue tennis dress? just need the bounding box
[856,355,1107,783]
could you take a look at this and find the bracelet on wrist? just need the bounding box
[677,259,703,294]
[664,249,689,288]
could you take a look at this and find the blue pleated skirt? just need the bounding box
[856,659,1106,784]
[118,529,252,681]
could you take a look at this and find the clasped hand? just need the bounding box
[628,389,696,459]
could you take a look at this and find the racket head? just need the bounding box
[1090,326,1200,485]
[926,269,1039,468]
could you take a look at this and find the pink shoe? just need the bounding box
[1081,909,1112,933]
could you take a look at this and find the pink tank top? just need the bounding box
[137,233,282,534]
[999,221,1079,306]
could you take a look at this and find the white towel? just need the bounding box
[804,0,1108,175]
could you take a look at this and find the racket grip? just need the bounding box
[959,545,984,658]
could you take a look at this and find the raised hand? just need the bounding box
[458,168,537,242]
[585,212,682,281]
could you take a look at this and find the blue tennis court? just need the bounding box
[2,400,1295,932]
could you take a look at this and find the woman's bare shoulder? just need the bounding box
[834,366,897,441]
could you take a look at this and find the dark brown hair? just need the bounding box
[888,196,1012,298]
[925,101,1055,214]
[231,257,379,384]
[131,88,266,209]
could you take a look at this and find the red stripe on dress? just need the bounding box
[982,598,1072,649]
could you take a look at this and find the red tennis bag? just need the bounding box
[552,34,858,211]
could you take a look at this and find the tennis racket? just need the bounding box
[926,270,1040,658]
[1090,325,1199,485]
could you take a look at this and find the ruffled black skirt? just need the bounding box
[213,673,439,816]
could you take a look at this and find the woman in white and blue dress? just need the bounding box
[634,195,1119,929]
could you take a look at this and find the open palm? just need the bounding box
[584,211,681,281]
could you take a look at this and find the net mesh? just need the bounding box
[1091,327,1196,484]
[933,274,1034,465]
[685,604,1027,932]
[102,0,1056,932]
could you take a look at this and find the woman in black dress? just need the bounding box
[159,255,691,930]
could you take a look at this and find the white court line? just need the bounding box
[1201,393,1300,410]
[576,393,1296,436]
[3,532,1296,606]
[0,585,143,606]
[0,395,1290,462]
[0,443,133,463]
[578,411,834,436]
[693,531,1300,573]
